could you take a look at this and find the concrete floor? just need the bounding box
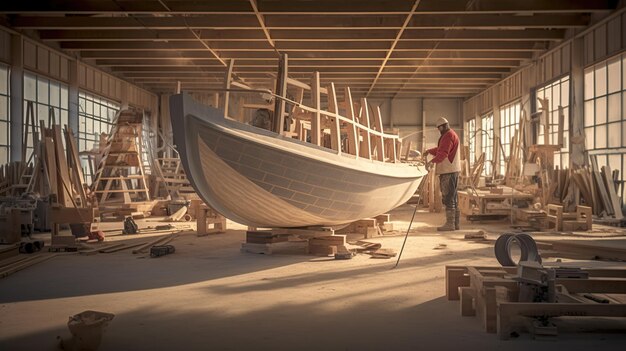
[1,205,626,350]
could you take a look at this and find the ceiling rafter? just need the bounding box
[1,0,617,97]
[365,0,422,97]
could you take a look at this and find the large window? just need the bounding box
[481,112,494,176]
[0,64,9,164]
[23,72,69,158]
[499,101,521,175]
[536,76,570,168]
[584,53,626,201]
[465,118,476,164]
[78,91,120,182]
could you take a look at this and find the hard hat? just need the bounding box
[436,117,449,127]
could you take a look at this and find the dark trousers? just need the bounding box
[439,172,459,210]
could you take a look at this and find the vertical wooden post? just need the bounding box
[289,87,304,133]
[372,105,385,161]
[359,98,372,160]
[222,59,235,118]
[327,83,341,154]
[273,54,288,134]
[557,105,564,148]
[311,71,321,146]
[344,87,359,158]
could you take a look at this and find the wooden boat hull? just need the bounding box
[170,94,426,228]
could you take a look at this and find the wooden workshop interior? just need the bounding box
[0,1,626,349]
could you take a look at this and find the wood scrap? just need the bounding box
[132,234,176,254]
[0,254,57,279]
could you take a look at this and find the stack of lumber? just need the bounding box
[570,157,623,220]
[460,153,484,188]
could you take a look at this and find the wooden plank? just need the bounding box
[327,82,341,154]
[0,254,57,279]
[273,54,288,134]
[371,105,385,161]
[557,105,564,148]
[64,126,88,206]
[498,302,626,340]
[344,87,359,158]
[131,234,174,254]
[310,71,321,146]
[43,137,59,197]
[602,165,623,219]
[52,125,74,207]
[359,98,372,160]
[591,156,613,215]
[222,58,234,117]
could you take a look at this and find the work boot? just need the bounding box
[437,208,456,231]
[455,208,461,230]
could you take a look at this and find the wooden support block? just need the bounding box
[374,213,391,224]
[196,206,227,236]
[241,243,273,255]
[245,230,289,244]
[445,267,470,300]
[308,244,337,256]
[459,286,476,316]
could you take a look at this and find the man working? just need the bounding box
[425,117,461,231]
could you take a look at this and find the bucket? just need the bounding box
[63,310,115,351]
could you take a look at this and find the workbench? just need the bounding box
[458,186,535,217]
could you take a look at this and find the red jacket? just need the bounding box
[427,129,459,164]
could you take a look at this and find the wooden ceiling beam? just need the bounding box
[1,0,613,14]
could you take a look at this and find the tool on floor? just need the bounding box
[122,217,139,235]
[393,203,419,268]
[150,245,176,258]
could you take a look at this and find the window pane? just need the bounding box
[552,85,560,109]
[0,66,7,95]
[0,146,7,164]
[37,104,48,123]
[24,74,36,101]
[623,54,626,90]
[609,122,621,147]
[37,78,49,104]
[0,121,7,145]
[596,97,607,124]
[595,64,607,96]
[608,93,621,122]
[584,100,594,127]
[50,82,60,107]
[596,125,607,148]
[608,57,621,94]
[61,85,68,109]
[608,154,621,173]
[0,96,7,121]
[584,68,594,99]
[562,79,570,105]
